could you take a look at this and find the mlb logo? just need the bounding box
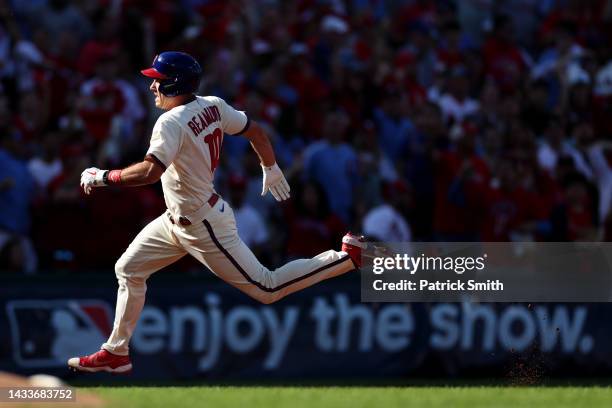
[6,299,112,368]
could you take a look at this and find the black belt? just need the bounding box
[168,193,219,226]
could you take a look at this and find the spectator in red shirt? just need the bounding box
[76,13,121,77]
[433,134,490,241]
[13,91,47,143]
[479,157,550,241]
[77,56,125,144]
[284,181,346,259]
[436,19,466,70]
[551,173,598,241]
[482,14,529,93]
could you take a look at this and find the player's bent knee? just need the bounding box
[114,257,129,279]
[114,257,143,283]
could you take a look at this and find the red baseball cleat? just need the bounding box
[67,349,132,374]
[341,232,366,268]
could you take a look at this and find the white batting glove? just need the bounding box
[261,163,290,201]
[80,167,107,195]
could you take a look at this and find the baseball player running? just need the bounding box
[68,51,365,374]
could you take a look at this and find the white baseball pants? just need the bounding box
[101,196,356,355]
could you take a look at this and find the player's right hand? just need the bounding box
[80,167,107,195]
[261,163,290,201]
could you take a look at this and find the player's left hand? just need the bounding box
[261,163,290,201]
[80,167,107,195]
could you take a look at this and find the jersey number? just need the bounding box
[204,128,223,172]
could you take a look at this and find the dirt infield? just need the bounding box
[0,372,104,407]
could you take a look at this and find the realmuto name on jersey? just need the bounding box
[187,105,221,137]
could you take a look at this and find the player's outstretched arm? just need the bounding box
[242,121,291,201]
[79,157,164,194]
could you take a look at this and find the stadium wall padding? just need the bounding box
[0,273,609,380]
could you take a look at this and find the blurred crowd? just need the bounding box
[2,0,612,273]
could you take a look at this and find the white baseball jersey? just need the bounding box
[98,94,356,357]
[146,96,249,215]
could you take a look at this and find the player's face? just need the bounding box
[150,80,167,109]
